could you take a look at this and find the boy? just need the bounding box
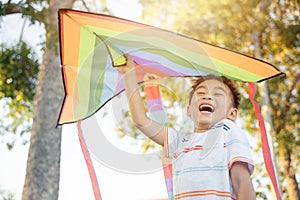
[119,55,256,199]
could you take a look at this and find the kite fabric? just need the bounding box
[57,9,283,125]
[58,9,283,200]
[77,121,102,200]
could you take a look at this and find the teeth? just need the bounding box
[199,104,214,112]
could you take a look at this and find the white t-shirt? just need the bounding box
[163,119,254,200]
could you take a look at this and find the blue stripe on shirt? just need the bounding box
[174,166,228,176]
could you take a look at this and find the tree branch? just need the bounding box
[1,3,22,15]
[81,0,90,12]
[284,73,300,110]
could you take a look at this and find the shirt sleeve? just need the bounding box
[163,127,179,158]
[225,120,254,174]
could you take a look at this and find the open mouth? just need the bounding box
[199,104,214,113]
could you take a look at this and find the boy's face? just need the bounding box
[187,79,238,132]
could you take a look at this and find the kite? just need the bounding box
[57,9,283,125]
[57,9,284,200]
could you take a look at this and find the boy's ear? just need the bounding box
[187,105,191,117]
[227,108,238,121]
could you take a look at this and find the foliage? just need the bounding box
[0,0,63,146]
[0,41,39,148]
[0,0,48,149]
[0,0,47,24]
[0,42,39,102]
[0,187,15,200]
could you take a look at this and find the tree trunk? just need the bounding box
[22,0,74,199]
[278,147,300,200]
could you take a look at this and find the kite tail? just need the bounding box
[248,82,281,200]
[145,84,174,200]
[77,121,102,200]
[162,157,174,200]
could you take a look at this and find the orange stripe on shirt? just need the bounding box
[228,156,254,169]
[183,145,203,153]
[174,189,235,199]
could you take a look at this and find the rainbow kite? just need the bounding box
[57,9,283,125]
[58,9,283,200]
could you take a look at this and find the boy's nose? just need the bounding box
[201,94,212,100]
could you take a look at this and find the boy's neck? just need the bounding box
[194,128,209,133]
[194,119,230,133]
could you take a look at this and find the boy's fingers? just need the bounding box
[124,55,135,66]
[152,74,161,79]
[143,73,161,86]
[145,73,161,80]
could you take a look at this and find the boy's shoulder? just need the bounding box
[210,119,245,138]
[221,119,249,142]
[222,119,240,130]
[210,119,239,132]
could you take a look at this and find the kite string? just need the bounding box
[248,82,281,200]
[77,121,102,200]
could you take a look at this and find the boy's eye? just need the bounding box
[196,91,206,95]
[214,92,224,96]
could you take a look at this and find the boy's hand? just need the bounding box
[143,73,161,87]
[117,54,136,75]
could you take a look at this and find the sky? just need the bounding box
[0,1,169,199]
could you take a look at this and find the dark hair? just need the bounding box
[189,75,241,108]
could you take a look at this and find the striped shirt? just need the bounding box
[163,119,254,200]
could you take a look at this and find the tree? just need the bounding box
[139,0,299,199]
[1,1,117,199]
[1,0,75,199]
[21,1,77,199]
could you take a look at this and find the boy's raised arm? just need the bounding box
[118,55,165,146]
